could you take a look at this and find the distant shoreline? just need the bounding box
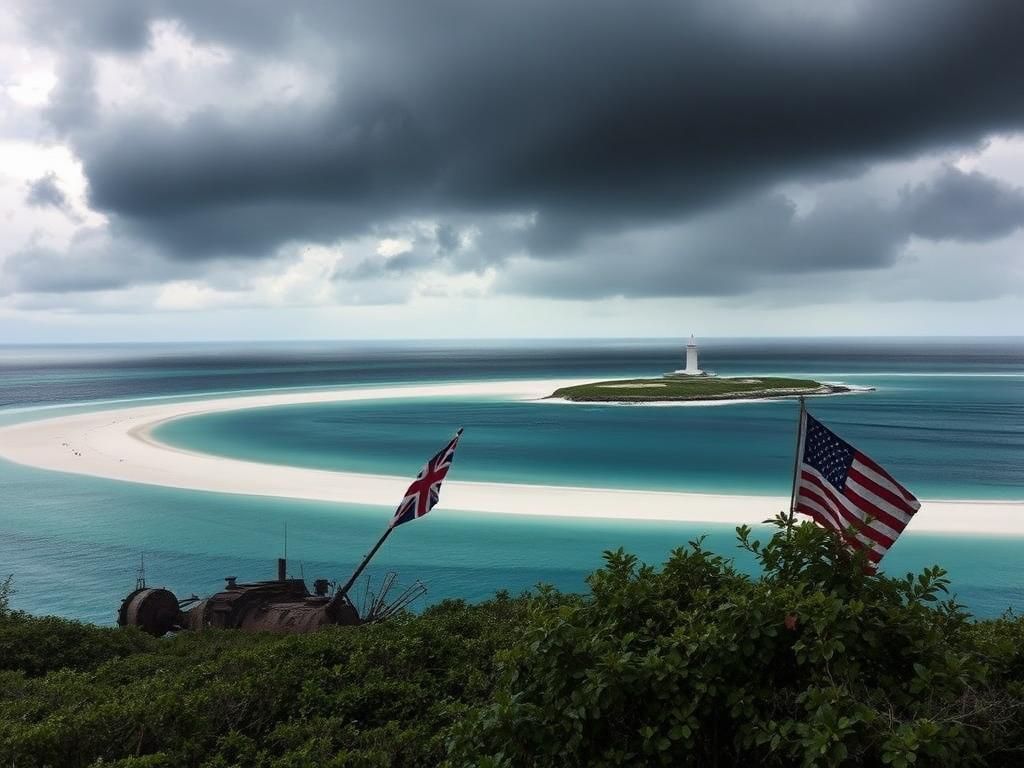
[0,379,1020,534]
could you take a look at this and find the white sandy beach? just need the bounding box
[0,379,1020,534]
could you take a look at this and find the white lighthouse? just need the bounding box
[679,334,703,375]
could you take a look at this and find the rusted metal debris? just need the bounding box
[119,426,464,636]
[118,556,425,636]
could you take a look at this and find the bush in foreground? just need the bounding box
[448,518,1024,767]
[2,521,1023,767]
[0,595,525,767]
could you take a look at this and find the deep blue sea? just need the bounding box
[1,338,1022,623]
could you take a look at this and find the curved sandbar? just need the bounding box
[551,376,858,403]
[0,379,1019,535]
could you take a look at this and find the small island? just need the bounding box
[550,375,850,403]
[550,336,858,403]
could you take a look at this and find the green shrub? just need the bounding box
[0,611,156,677]
[0,596,526,768]
[0,574,12,614]
[448,517,1024,767]
[2,522,1023,767]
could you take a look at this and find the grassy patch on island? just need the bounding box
[551,375,827,402]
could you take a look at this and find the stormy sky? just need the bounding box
[2,0,1024,340]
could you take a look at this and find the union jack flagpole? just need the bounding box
[337,522,395,598]
[337,428,463,598]
[787,396,807,532]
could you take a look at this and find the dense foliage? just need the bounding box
[0,595,524,767]
[0,573,11,613]
[450,518,1024,766]
[2,521,1024,766]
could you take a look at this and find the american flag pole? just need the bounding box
[786,396,808,533]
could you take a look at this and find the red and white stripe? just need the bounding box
[796,451,920,564]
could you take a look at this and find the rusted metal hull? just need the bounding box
[184,579,360,633]
[119,574,361,636]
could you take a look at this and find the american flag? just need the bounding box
[794,412,920,564]
[391,428,463,528]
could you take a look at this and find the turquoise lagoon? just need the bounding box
[1,338,1022,622]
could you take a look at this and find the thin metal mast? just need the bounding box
[337,522,395,598]
[787,396,807,529]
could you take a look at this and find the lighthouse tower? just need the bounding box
[683,334,702,375]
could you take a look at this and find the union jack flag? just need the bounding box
[391,428,463,528]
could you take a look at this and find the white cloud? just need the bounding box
[413,267,496,299]
[0,12,57,109]
[954,134,1024,183]
[151,244,345,311]
[153,280,235,311]
[0,141,106,267]
[250,245,343,306]
[5,68,57,107]
[375,238,414,257]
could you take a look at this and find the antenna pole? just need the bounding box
[337,522,395,598]
[787,397,807,532]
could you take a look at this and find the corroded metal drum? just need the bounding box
[117,587,182,637]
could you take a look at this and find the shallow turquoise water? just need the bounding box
[1,338,1022,623]
[2,459,1021,623]
[156,371,1024,499]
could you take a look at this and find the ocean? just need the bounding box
[1,338,1022,623]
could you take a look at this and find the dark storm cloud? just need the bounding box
[2,246,129,294]
[0,233,175,295]
[44,53,97,134]
[25,172,71,212]
[343,249,436,280]
[23,0,152,52]
[23,0,297,55]
[11,0,1024,303]
[27,2,1024,255]
[340,224,467,280]
[434,224,461,255]
[901,166,1024,242]
[499,193,905,299]
[499,165,1024,300]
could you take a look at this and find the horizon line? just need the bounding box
[1,334,1024,347]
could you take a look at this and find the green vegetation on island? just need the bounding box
[551,375,845,402]
[3,520,1024,766]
